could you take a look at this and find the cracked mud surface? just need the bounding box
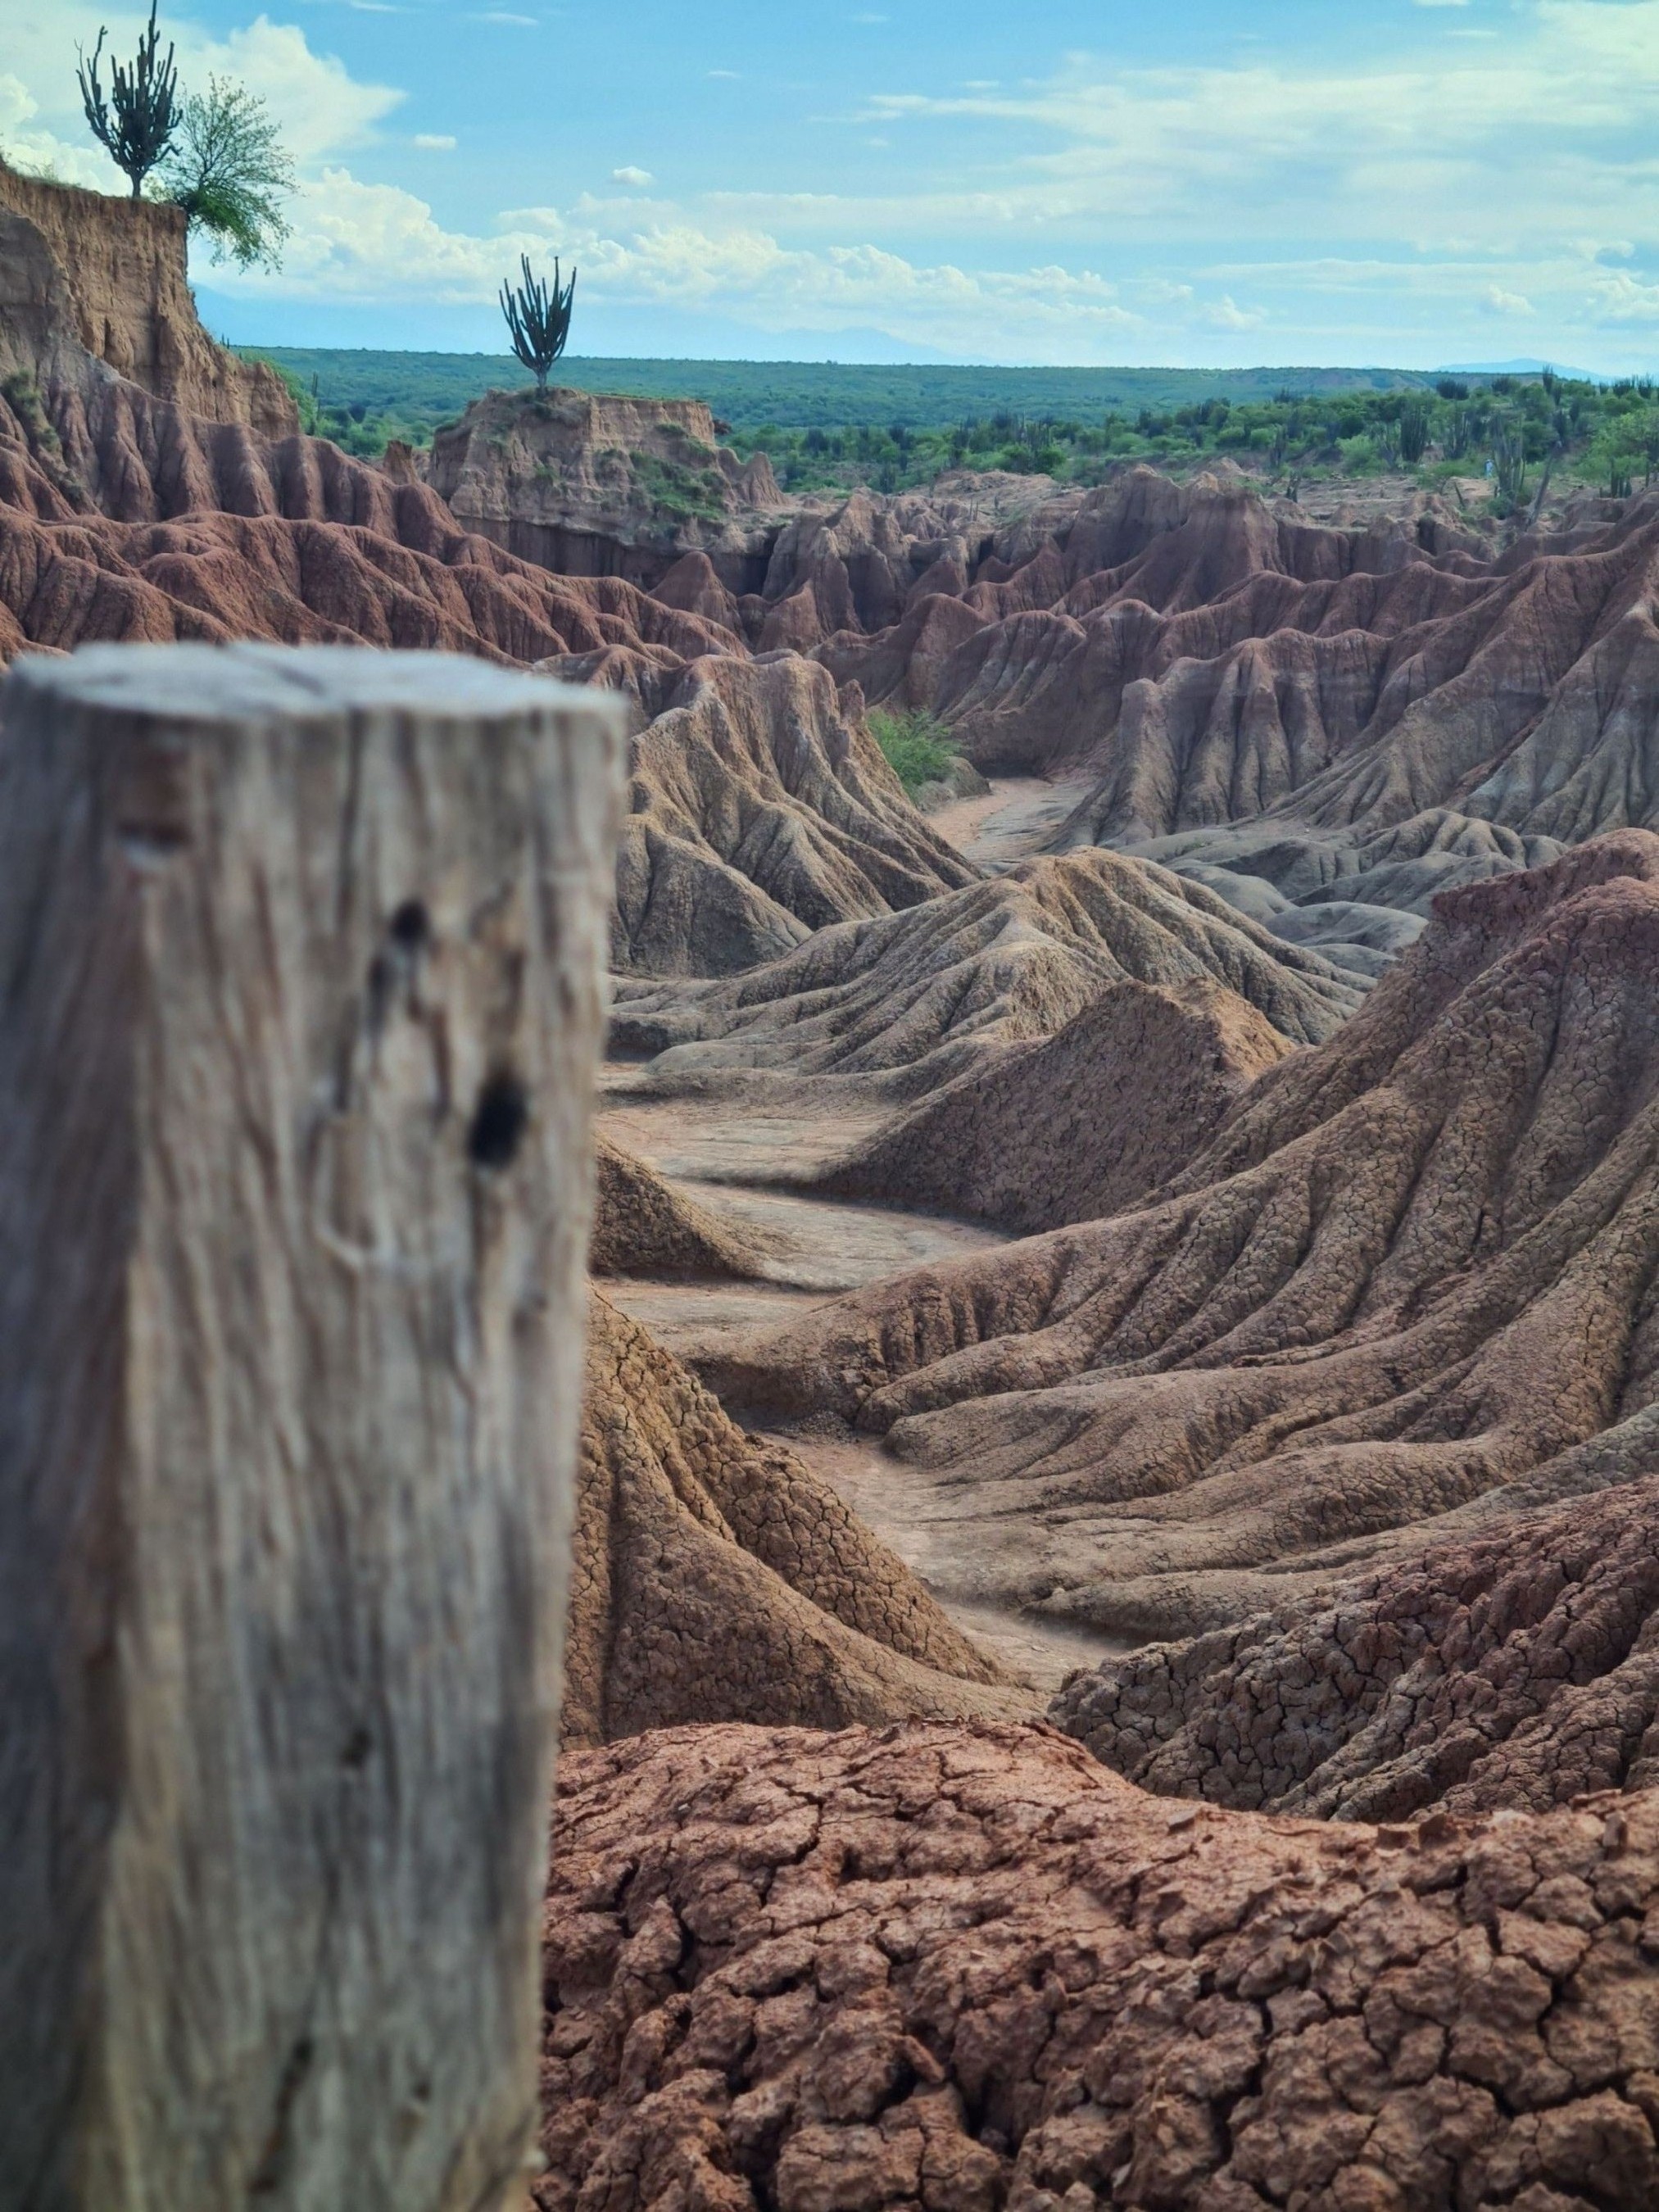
[1054,1476,1659,1825]
[539,1719,1659,2212]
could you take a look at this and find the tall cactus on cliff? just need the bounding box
[499,254,577,392]
[77,0,180,200]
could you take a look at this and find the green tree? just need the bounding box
[160,78,295,270]
[77,0,179,199]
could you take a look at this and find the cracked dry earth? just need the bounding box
[1054,1478,1659,1824]
[537,1721,1659,2212]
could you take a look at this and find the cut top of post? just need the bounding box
[4,641,626,736]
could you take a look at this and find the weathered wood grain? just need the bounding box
[0,644,626,2212]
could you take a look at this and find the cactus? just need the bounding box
[499,255,576,392]
[1491,418,1529,515]
[77,0,179,198]
[1398,397,1432,465]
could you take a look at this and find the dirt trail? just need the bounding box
[596,1138,1122,1692]
[597,984,1134,1687]
[595,1086,1004,1362]
[928,772,1092,869]
[597,776,1136,1693]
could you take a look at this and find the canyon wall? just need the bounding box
[0,158,293,434]
[426,385,782,590]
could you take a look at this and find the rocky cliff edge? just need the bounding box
[0,158,294,436]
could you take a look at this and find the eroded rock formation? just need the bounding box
[821,977,1294,1231]
[613,846,1359,1099]
[564,1299,1030,1745]
[801,465,1659,925]
[538,1718,1659,2212]
[1055,1476,1659,1824]
[591,1135,769,1280]
[610,655,977,977]
[0,156,293,433]
[705,835,1659,1642]
[426,386,783,590]
[0,369,756,666]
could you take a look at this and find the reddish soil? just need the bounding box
[540,1719,1659,2212]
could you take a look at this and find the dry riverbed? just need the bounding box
[597,761,1140,1698]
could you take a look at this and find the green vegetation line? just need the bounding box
[233,351,1656,509]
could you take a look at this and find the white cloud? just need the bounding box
[1203,294,1267,330]
[0,70,114,186]
[211,18,401,159]
[13,0,1659,365]
[1589,270,1659,320]
[210,167,1157,357]
[854,2,1659,252]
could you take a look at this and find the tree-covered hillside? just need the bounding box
[240,348,1421,447]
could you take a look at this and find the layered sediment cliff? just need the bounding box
[425,384,783,588]
[0,158,293,434]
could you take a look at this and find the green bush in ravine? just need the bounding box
[869,708,959,795]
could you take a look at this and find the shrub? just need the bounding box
[2,371,61,454]
[631,452,726,522]
[160,77,293,269]
[868,707,959,795]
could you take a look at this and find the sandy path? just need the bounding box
[931,772,1098,869]
[596,1051,1129,1696]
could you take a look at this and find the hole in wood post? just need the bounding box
[388,899,430,953]
[368,903,433,1041]
[469,1072,529,1172]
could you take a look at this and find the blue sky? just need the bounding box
[6,0,1659,367]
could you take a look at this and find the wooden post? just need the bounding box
[0,645,625,2212]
